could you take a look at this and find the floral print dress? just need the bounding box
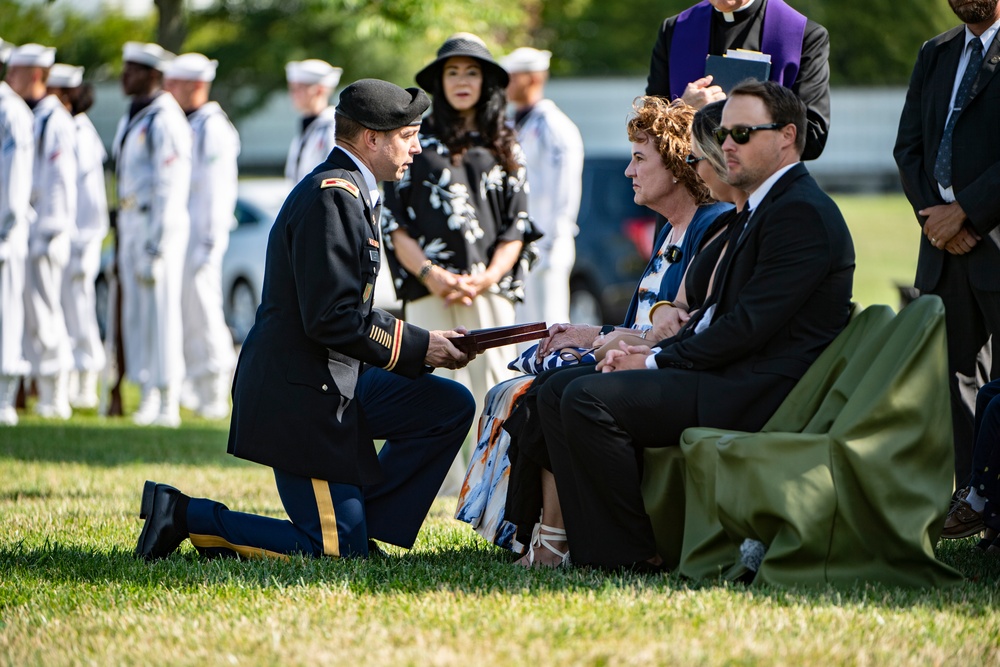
[381,131,540,304]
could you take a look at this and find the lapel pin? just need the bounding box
[991,55,1000,64]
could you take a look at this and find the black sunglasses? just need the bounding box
[685,154,706,165]
[714,122,786,145]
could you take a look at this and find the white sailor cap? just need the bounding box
[285,59,342,88]
[500,47,552,74]
[122,41,174,71]
[0,38,13,65]
[164,53,218,82]
[7,43,57,69]
[48,64,85,88]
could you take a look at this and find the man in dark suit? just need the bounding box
[134,79,477,561]
[535,81,854,570]
[894,0,1000,488]
[646,0,830,161]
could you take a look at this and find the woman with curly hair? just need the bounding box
[382,33,540,445]
[456,97,733,567]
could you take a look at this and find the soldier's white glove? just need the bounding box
[135,252,160,285]
[48,233,71,268]
[29,233,70,266]
[67,246,87,280]
[188,238,214,272]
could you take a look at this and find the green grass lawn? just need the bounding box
[3,195,997,665]
[833,193,920,312]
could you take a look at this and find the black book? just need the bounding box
[704,55,771,94]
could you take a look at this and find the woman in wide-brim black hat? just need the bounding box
[381,31,540,457]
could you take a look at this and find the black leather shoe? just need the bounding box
[134,480,190,561]
[367,540,388,558]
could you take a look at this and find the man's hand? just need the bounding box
[596,341,653,373]
[944,223,981,255]
[680,76,726,109]
[649,304,690,340]
[537,322,600,357]
[424,327,475,369]
[919,201,967,249]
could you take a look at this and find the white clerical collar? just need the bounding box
[336,146,381,208]
[964,19,1000,53]
[717,0,758,23]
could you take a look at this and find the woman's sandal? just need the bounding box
[523,522,571,568]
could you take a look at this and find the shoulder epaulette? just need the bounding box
[320,177,360,198]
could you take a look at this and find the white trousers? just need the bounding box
[0,235,29,377]
[23,236,72,377]
[515,234,575,328]
[118,231,186,389]
[181,251,235,379]
[61,239,106,372]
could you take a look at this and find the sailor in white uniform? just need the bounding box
[48,64,109,410]
[501,48,584,329]
[7,43,76,419]
[112,42,192,427]
[0,39,35,425]
[164,53,239,420]
[284,58,342,184]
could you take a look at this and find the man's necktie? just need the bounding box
[933,38,984,189]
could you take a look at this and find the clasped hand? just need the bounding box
[425,267,495,306]
[596,340,653,373]
[919,202,980,255]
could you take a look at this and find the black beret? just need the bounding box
[335,78,430,131]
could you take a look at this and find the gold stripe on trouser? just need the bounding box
[188,534,290,561]
[311,478,341,557]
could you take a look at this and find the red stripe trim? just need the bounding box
[384,319,404,371]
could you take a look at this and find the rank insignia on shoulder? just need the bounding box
[367,238,380,248]
[320,178,360,198]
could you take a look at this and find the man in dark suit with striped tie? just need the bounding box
[134,79,477,562]
[894,0,1000,488]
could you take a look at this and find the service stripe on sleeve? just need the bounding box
[311,478,341,557]
[384,319,404,372]
[369,326,391,349]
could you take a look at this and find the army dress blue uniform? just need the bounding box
[184,146,474,558]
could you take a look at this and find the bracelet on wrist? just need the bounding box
[648,300,675,320]
[417,259,434,283]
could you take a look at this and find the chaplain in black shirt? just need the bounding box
[646,0,830,161]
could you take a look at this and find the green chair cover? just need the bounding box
[645,296,962,587]
[668,303,894,580]
[639,447,687,570]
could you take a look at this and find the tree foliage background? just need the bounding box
[1,0,962,120]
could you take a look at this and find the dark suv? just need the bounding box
[569,156,655,326]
